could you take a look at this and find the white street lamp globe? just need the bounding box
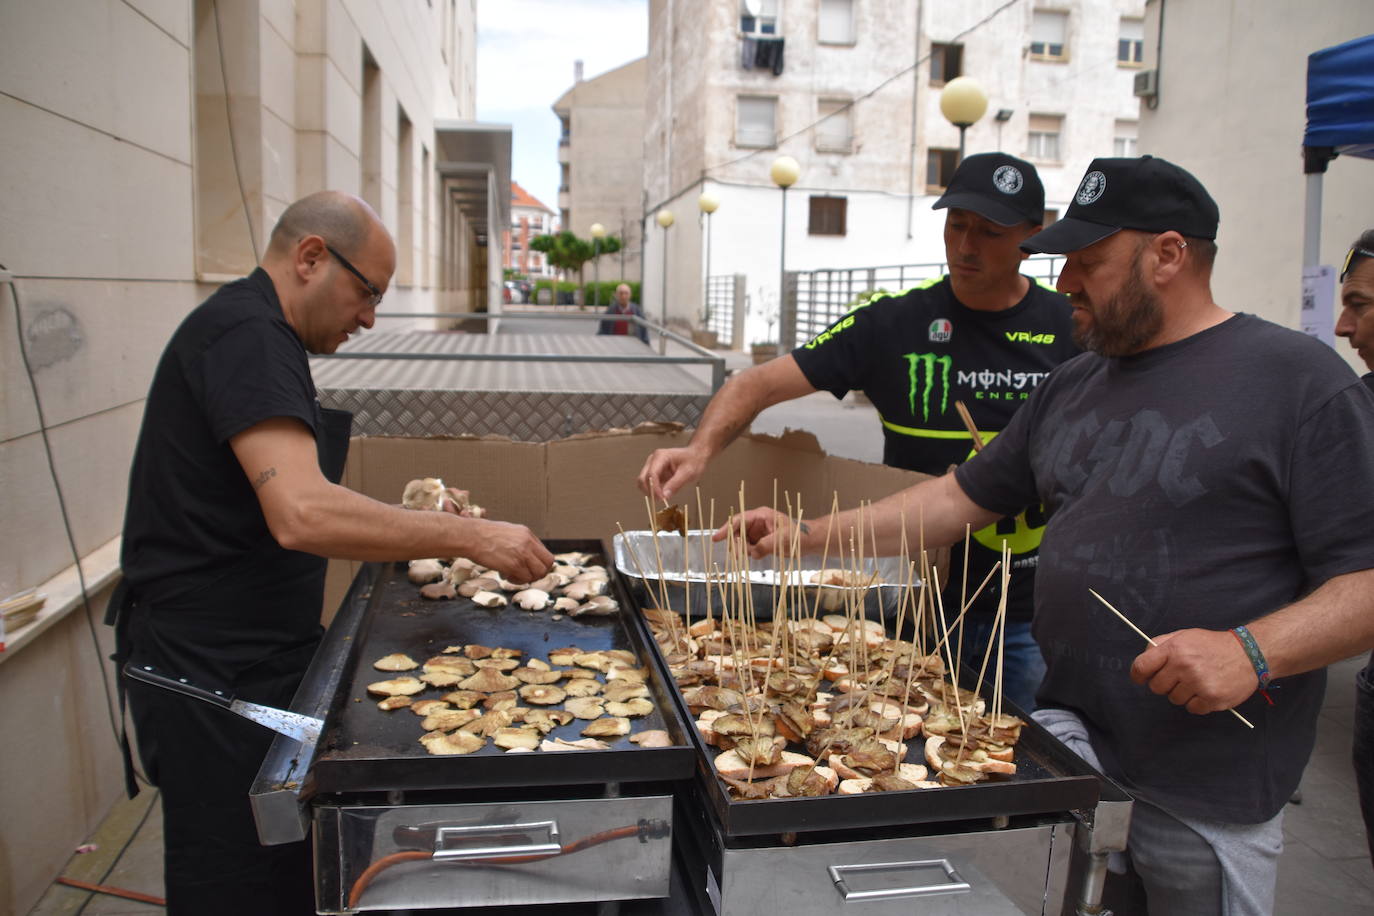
[656,209,675,229]
[698,192,720,214]
[769,155,801,189]
[939,76,989,128]
[589,222,606,239]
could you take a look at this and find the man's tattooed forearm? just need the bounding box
[799,521,811,534]
[252,467,278,490]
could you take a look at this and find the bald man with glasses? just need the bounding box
[111,191,552,915]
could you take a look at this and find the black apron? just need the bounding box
[108,405,351,916]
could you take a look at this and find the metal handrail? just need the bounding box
[326,311,727,392]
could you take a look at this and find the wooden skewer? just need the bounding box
[1087,589,1255,729]
[954,400,985,452]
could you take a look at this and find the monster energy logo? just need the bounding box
[904,352,952,421]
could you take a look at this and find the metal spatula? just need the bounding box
[123,662,324,743]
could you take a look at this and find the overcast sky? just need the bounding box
[476,0,648,223]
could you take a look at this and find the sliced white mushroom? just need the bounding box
[629,729,672,747]
[419,581,457,600]
[373,653,420,672]
[540,737,610,751]
[552,597,580,613]
[471,590,508,608]
[457,577,500,598]
[570,595,619,617]
[366,677,426,697]
[513,588,552,611]
[493,727,542,751]
[447,558,478,586]
[402,478,447,511]
[562,579,607,601]
[407,559,446,584]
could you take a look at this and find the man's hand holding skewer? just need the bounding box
[1130,628,1260,715]
[713,508,817,559]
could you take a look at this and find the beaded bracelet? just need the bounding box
[1231,625,1276,705]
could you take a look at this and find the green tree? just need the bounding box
[530,231,622,284]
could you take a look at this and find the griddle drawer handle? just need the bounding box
[827,859,971,901]
[431,820,562,861]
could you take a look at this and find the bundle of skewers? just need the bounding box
[627,488,1025,799]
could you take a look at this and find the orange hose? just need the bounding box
[56,877,166,906]
[347,822,646,908]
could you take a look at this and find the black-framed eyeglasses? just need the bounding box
[1340,246,1374,284]
[325,244,383,307]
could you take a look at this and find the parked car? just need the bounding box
[502,280,525,304]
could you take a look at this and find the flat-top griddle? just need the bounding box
[310,540,695,795]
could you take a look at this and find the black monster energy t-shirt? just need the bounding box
[791,275,1078,622]
[955,314,1374,822]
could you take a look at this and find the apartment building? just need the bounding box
[0,3,502,912]
[1134,0,1374,370]
[553,57,649,286]
[643,0,1144,343]
[505,181,557,277]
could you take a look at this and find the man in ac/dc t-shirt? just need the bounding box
[636,152,1079,711]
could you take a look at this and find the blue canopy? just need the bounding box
[1305,33,1374,159]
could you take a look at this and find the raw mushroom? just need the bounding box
[570,596,619,617]
[401,478,448,511]
[471,590,508,608]
[552,597,580,613]
[407,559,446,584]
[513,588,552,611]
[419,580,457,600]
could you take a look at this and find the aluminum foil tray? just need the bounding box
[613,530,920,622]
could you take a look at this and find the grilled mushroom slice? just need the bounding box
[373,653,419,672]
[603,682,649,703]
[514,667,564,685]
[366,677,426,697]
[423,655,476,676]
[519,684,567,706]
[606,698,654,718]
[523,708,575,734]
[419,730,485,756]
[376,696,413,711]
[419,669,467,688]
[565,696,607,719]
[440,690,484,709]
[458,668,520,692]
[629,729,672,747]
[562,678,603,698]
[540,737,610,751]
[460,710,514,738]
[422,709,483,732]
[472,658,520,671]
[410,699,451,717]
[547,647,584,666]
[493,727,542,751]
[463,645,495,659]
[581,716,631,738]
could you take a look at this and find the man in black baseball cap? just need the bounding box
[1021,155,1222,357]
[722,155,1374,914]
[637,151,1079,714]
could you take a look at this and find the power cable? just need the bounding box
[5,269,127,760]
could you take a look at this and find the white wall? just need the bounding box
[1138,0,1374,373]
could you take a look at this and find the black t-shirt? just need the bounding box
[956,314,1374,822]
[121,269,320,600]
[792,276,1079,621]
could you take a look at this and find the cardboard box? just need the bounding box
[323,424,935,620]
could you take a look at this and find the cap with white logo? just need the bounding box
[932,152,1045,226]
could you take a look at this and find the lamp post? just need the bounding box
[939,76,989,164]
[769,155,800,351]
[697,191,719,333]
[656,208,674,353]
[589,222,606,310]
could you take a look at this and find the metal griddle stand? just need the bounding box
[1066,783,1133,916]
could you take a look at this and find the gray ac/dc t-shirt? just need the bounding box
[955,313,1374,823]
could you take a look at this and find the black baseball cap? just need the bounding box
[1021,155,1219,254]
[932,152,1044,226]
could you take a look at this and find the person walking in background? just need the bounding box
[598,282,649,343]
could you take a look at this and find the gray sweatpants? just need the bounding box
[1034,707,1284,916]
